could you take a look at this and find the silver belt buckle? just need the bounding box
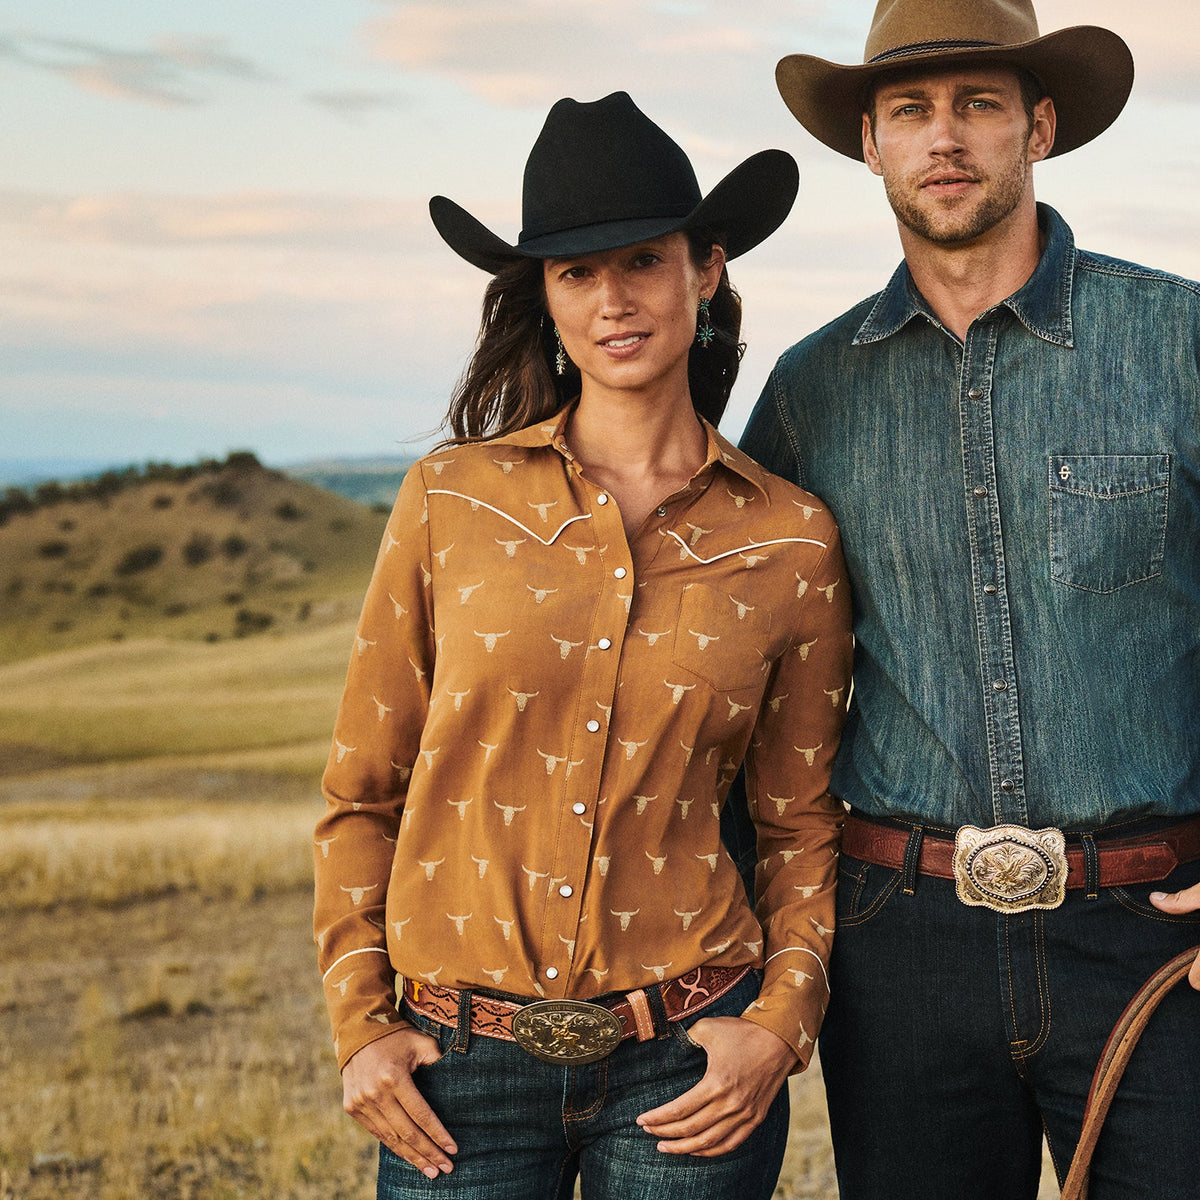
[953,824,1068,913]
[511,999,623,1065]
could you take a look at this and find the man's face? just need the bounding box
[862,66,1054,247]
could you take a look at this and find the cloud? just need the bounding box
[306,89,411,122]
[0,32,269,105]
[361,0,778,107]
[0,189,433,250]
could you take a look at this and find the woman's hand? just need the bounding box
[341,1025,458,1177]
[636,1017,798,1156]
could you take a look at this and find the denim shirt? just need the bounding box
[741,205,1200,831]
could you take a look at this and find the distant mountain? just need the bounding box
[0,452,388,666]
[0,458,115,489]
[283,456,416,508]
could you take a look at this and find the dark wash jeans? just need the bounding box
[819,823,1200,1200]
[377,970,787,1200]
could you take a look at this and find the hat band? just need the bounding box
[520,203,696,246]
[868,39,1001,65]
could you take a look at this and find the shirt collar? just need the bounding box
[853,203,1077,349]
[487,404,773,503]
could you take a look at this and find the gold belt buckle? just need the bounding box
[511,999,623,1065]
[953,824,1068,913]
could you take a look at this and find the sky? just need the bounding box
[3,0,1198,469]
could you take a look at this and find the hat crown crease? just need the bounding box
[865,0,1041,62]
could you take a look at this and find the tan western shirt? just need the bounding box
[315,409,852,1071]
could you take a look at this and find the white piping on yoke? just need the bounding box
[428,489,594,546]
[667,531,827,565]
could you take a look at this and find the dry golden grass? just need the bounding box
[0,627,1060,1198]
[0,785,1061,1199]
[0,797,316,910]
[0,624,355,768]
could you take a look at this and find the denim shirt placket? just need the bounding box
[958,312,1028,827]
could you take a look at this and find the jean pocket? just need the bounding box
[399,1003,453,1061]
[1048,454,1169,593]
[836,857,902,928]
[1112,860,1200,922]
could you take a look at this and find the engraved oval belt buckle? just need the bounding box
[953,824,1068,913]
[511,999,624,1065]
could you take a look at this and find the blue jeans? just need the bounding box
[377,970,788,1200]
[819,820,1200,1200]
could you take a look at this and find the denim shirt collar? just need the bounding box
[853,203,1076,349]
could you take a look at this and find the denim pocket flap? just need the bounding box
[1048,453,1169,593]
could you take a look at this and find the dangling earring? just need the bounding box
[695,297,714,348]
[554,326,567,375]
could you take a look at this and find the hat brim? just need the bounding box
[777,25,1134,161]
[430,149,799,274]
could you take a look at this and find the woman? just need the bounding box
[314,92,852,1200]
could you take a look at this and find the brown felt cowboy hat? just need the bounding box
[430,91,799,273]
[776,0,1134,161]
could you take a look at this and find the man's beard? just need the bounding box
[883,149,1030,245]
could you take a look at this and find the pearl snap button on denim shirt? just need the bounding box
[741,204,1200,832]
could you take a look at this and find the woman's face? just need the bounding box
[542,233,724,404]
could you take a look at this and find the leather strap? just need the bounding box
[843,814,1200,889]
[1060,947,1199,1200]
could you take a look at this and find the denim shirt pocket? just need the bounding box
[1048,454,1170,593]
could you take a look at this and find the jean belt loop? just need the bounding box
[901,825,925,895]
[453,988,473,1053]
[1080,833,1101,901]
[645,981,674,1039]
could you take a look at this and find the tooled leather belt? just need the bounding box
[843,812,1200,914]
[401,963,751,1065]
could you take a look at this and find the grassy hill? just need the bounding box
[0,453,388,667]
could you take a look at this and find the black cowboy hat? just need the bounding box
[776,0,1134,162]
[430,91,799,273]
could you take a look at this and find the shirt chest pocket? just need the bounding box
[671,583,773,692]
[1048,454,1170,593]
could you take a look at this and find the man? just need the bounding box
[738,2,1200,1197]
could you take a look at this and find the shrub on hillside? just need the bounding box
[234,608,274,636]
[225,450,262,472]
[182,532,215,567]
[274,500,305,521]
[38,540,70,559]
[115,543,164,576]
[204,478,242,508]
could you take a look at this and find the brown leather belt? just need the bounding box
[401,964,750,1065]
[844,813,1200,891]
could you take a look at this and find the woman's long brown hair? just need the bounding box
[440,233,745,446]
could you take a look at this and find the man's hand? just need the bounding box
[1150,883,1200,988]
[636,1017,798,1156]
[342,1026,457,1177]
